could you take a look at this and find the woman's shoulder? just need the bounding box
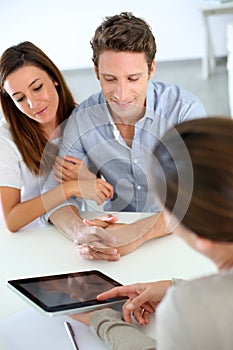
[0,119,20,154]
[162,268,233,312]
[156,270,233,348]
[0,119,12,139]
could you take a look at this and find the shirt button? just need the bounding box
[133,159,138,164]
[137,185,141,190]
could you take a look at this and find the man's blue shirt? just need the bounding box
[43,80,206,217]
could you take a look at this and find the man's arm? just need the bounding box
[77,212,168,259]
[182,94,207,122]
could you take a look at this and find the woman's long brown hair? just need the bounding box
[0,41,76,175]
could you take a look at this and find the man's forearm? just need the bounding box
[105,212,168,256]
[143,211,168,239]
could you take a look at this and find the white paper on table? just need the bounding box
[0,307,108,350]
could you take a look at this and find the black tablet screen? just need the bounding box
[8,270,125,312]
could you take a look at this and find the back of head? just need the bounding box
[154,117,233,242]
[91,12,156,72]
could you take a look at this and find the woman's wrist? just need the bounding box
[62,180,80,199]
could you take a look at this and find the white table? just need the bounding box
[0,212,216,350]
[199,1,233,78]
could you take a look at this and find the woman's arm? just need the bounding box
[71,309,156,350]
[97,280,171,325]
[0,178,113,232]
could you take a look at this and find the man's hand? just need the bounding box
[74,225,120,261]
[74,221,120,261]
[75,214,125,261]
[83,214,119,228]
[97,280,171,325]
[75,241,120,261]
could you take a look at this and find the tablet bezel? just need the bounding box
[7,270,127,317]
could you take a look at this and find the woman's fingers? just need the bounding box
[76,243,120,261]
[78,179,114,204]
[95,179,114,199]
[53,156,82,181]
[53,158,114,203]
[64,156,82,165]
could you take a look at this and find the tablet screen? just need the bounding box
[7,270,127,316]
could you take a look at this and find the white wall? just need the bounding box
[1,0,233,70]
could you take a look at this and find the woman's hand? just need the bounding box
[53,156,96,182]
[72,178,114,205]
[60,177,114,205]
[53,156,115,205]
[75,216,126,261]
[97,280,171,325]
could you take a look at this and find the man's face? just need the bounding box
[95,51,155,123]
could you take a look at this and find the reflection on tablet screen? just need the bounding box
[8,270,127,315]
[23,273,119,307]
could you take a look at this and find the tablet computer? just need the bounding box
[7,270,127,317]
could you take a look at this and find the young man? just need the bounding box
[43,12,206,261]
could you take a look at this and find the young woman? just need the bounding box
[0,41,113,232]
[71,117,233,350]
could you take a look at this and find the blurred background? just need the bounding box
[1,0,233,115]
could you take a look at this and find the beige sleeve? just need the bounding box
[90,309,156,350]
[171,278,187,286]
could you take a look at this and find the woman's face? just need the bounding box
[3,65,59,129]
